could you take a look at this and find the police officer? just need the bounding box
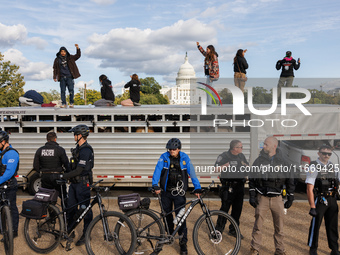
[60,124,94,246]
[215,140,248,239]
[306,145,340,255]
[249,136,295,255]
[33,132,70,196]
[152,138,201,255]
[0,131,19,239]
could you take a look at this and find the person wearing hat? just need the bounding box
[276,51,300,99]
[60,124,94,246]
[0,130,20,239]
[152,138,202,255]
[53,44,81,108]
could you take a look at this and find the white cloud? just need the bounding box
[85,19,217,77]
[23,37,48,50]
[75,80,94,89]
[0,23,48,49]
[90,0,116,5]
[3,49,51,81]
[0,23,27,47]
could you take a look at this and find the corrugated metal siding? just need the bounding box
[10,132,250,185]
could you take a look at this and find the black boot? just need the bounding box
[75,233,86,246]
[180,241,188,255]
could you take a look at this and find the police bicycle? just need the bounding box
[0,183,14,255]
[23,179,137,254]
[116,181,241,255]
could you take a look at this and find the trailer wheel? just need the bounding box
[28,172,41,195]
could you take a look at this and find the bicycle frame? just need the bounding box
[137,193,214,244]
[57,182,107,236]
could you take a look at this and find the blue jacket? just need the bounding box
[152,151,201,191]
[0,145,20,185]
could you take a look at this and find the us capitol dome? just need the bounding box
[160,53,204,105]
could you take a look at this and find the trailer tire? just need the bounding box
[28,172,41,195]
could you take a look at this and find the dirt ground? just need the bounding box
[13,196,337,255]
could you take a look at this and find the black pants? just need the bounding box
[41,173,67,200]
[161,191,187,244]
[217,182,244,232]
[6,178,19,232]
[308,195,339,251]
[67,182,93,234]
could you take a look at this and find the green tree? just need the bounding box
[0,52,25,107]
[73,89,101,105]
[40,89,60,103]
[140,77,162,94]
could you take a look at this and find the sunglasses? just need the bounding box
[169,148,179,151]
[320,152,332,156]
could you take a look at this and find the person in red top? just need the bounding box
[197,42,219,105]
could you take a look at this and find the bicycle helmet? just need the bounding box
[166,138,181,150]
[0,131,9,143]
[69,124,90,137]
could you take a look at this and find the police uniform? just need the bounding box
[63,141,94,235]
[249,149,295,254]
[306,159,339,253]
[152,151,201,250]
[33,141,70,195]
[0,145,20,234]
[215,150,248,234]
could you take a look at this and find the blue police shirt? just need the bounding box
[0,145,19,185]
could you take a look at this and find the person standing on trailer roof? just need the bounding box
[53,44,81,108]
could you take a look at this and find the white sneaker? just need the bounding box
[60,104,67,108]
[69,104,74,108]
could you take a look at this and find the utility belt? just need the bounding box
[3,176,16,186]
[41,171,61,175]
[221,179,244,188]
[71,175,91,184]
[317,190,335,197]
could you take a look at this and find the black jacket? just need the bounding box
[33,141,70,173]
[101,79,115,101]
[124,80,141,103]
[276,57,300,77]
[249,148,295,196]
[215,150,248,181]
[234,56,248,74]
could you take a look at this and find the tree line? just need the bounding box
[1,51,340,107]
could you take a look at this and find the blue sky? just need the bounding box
[1,0,340,94]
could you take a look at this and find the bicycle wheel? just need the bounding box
[86,211,137,255]
[123,208,166,255]
[24,204,64,254]
[193,210,241,255]
[1,205,13,255]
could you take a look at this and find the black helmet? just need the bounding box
[69,124,90,137]
[286,51,292,57]
[0,131,9,143]
[166,138,181,150]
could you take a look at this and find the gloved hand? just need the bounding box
[249,190,258,208]
[284,200,293,209]
[194,189,203,194]
[284,195,294,209]
[309,208,317,217]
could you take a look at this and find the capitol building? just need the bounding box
[160,53,204,105]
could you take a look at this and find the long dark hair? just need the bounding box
[233,49,244,64]
[205,45,218,63]
[99,74,107,82]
